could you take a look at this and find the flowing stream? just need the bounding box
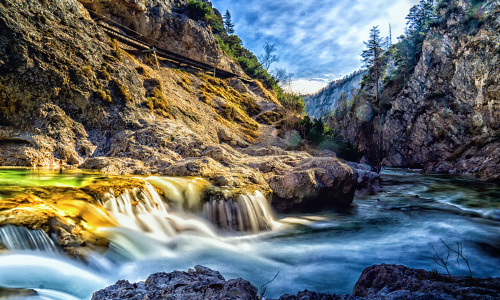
[0,168,499,299]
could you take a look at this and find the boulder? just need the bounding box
[91,265,258,300]
[353,264,500,299]
[268,157,357,212]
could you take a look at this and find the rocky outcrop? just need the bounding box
[383,0,500,180]
[268,157,357,212]
[304,70,364,119]
[91,265,500,300]
[333,0,500,180]
[78,0,245,75]
[353,264,500,299]
[91,265,258,300]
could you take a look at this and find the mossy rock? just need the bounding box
[82,177,147,200]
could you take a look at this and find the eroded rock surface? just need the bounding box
[91,265,258,300]
[353,264,500,299]
[0,0,359,213]
[92,264,500,300]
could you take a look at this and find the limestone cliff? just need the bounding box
[334,0,500,180]
[78,0,245,76]
[304,70,364,119]
[0,0,360,210]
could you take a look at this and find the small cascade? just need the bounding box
[0,225,58,252]
[146,176,209,211]
[203,191,276,233]
[98,181,215,240]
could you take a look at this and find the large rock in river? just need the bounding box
[268,157,357,212]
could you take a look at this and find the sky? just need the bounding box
[210,0,420,94]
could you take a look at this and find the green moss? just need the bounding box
[96,89,112,103]
[81,65,92,77]
[112,79,133,103]
[186,0,224,34]
[98,63,111,80]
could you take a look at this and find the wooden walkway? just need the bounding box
[87,8,251,82]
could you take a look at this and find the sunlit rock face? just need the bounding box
[77,0,245,75]
[0,0,359,209]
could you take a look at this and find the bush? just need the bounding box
[186,0,224,34]
[186,0,212,20]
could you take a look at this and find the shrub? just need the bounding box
[186,0,224,34]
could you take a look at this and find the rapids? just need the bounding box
[0,168,499,299]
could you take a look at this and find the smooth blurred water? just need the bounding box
[0,168,499,299]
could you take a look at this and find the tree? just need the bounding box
[272,67,293,89]
[223,10,235,34]
[259,42,280,71]
[360,26,385,173]
[405,0,438,64]
[361,25,384,103]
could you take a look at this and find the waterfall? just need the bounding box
[203,191,276,233]
[97,181,215,240]
[0,225,58,252]
[146,176,209,211]
[96,177,276,239]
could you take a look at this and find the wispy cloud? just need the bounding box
[211,0,419,93]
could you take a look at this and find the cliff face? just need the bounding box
[304,71,364,119]
[78,0,245,75]
[335,0,500,180]
[384,0,500,179]
[0,0,360,209]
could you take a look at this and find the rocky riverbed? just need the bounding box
[91,264,500,300]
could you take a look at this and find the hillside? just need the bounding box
[0,0,362,211]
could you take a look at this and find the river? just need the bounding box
[0,168,498,299]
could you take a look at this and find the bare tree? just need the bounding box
[259,42,280,71]
[272,67,293,89]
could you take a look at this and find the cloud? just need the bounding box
[211,0,419,93]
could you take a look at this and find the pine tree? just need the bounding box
[361,25,384,103]
[223,10,235,34]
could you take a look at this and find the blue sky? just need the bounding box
[210,0,420,94]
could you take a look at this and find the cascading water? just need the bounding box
[97,176,277,238]
[97,180,216,240]
[203,191,276,232]
[0,225,58,252]
[2,169,498,300]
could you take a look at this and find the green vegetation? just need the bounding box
[144,78,169,114]
[297,116,363,161]
[186,0,224,34]
[223,10,234,34]
[361,26,384,103]
[112,79,133,103]
[184,2,305,114]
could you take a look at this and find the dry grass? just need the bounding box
[112,79,133,103]
[198,73,261,142]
